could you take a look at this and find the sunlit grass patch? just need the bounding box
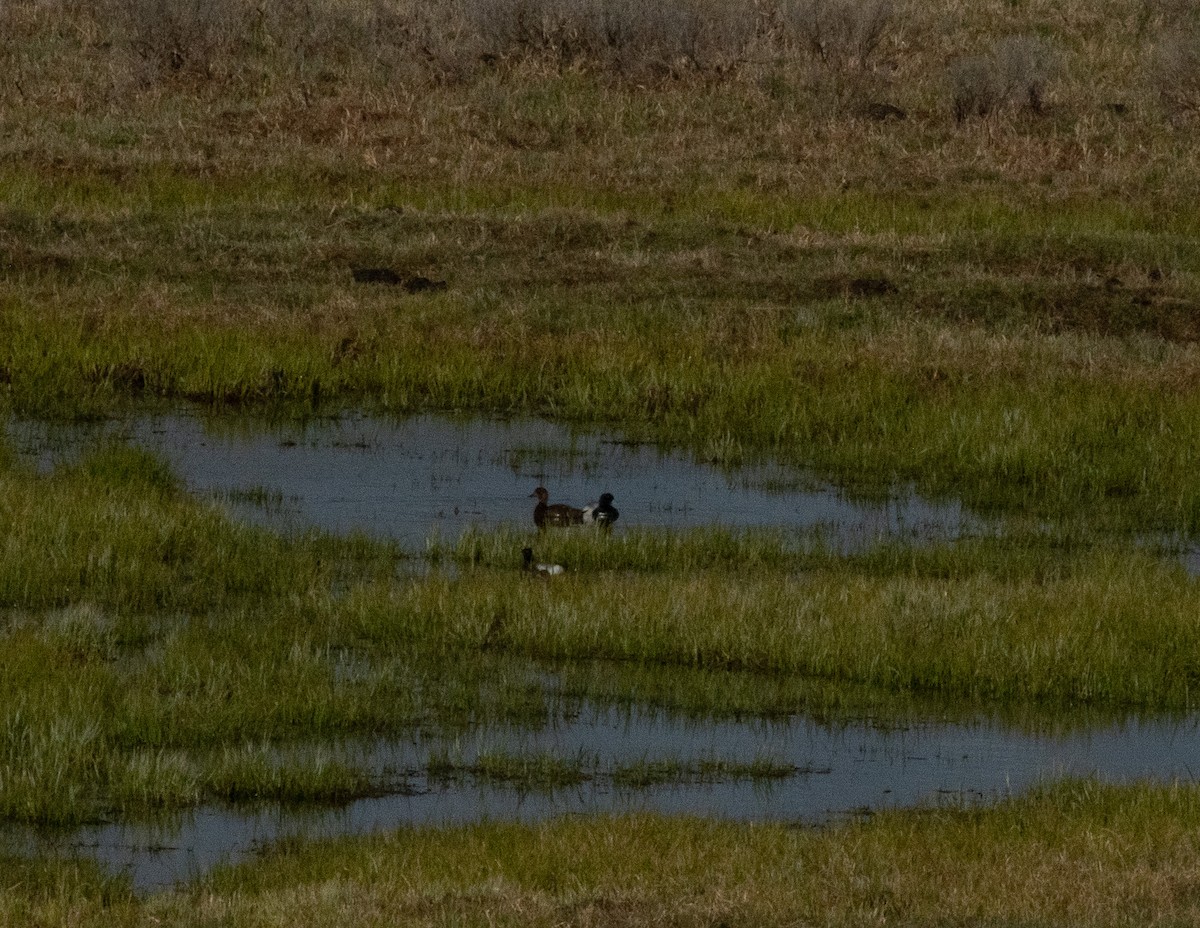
[204,743,383,805]
[0,442,400,612]
[172,781,1200,927]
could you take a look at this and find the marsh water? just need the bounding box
[7,410,981,549]
[14,701,1200,892]
[5,409,1200,891]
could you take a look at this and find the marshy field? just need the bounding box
[5,0,1200,922]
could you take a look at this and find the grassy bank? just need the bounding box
[7,781,1200,926]
[6,289,1200,527]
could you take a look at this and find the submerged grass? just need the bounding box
[427,748,800,790]
[609,755,801,788]
[429,749,591,790]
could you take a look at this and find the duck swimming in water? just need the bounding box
[522,547,565,577]
[530,486,583,529]
[582,492,619,529]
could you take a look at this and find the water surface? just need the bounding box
[14,703,1200,892]
[7,410,981,550]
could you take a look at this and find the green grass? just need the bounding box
[187,781,1200,926]
[0,442,401,612]
[353,548,1200,706]
[202,743,384,805]
[5,279,1200,528]
[429,749,592,790]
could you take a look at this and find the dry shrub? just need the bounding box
[775,0,899,115]
[92,0,473,85]
[783,0,893,71]
[110,0,245,77]
[1152,25,1200,115]
[950,35,1059,122]
[459,0,758,75]
[1143,0,1200,27]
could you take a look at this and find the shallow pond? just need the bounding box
[7,409,981,550]
[5,409,1199,891]
[13,701,1200,892]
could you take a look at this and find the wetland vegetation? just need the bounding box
[10,783,1200,926]
[4,0,1200,919]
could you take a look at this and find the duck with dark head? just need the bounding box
[582,492,618,529]
[530,486,583,529]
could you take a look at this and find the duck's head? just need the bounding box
[521,547,534,566]
[530,487,549,502]
[599,493,615,506]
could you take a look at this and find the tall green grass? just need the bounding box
[0,442,399,611]
[348,547,1200,706]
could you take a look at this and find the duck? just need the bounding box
[522,547,565,577]
[582,492,619,528]
[529,486,583,529]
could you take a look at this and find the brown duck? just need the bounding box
[530,486,583,529]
